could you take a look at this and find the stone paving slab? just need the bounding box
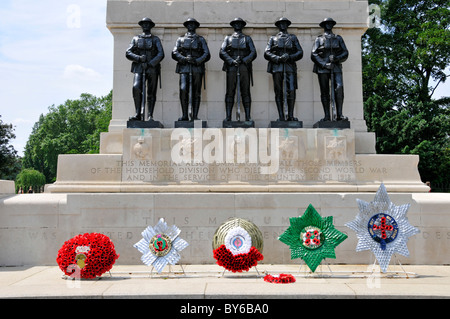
[1,264,449,300]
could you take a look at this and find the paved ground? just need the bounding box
[1,264,449,300]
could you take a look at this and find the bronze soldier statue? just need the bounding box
[172,18,210,122]
[219,18,257,123]
[311,18,349,123]
[264,17,303,122]
[126,18,165,122]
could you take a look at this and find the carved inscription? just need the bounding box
[117,159,388,183]
[116,129,392,184]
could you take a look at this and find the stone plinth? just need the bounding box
[175,120,208,128]
[269,120,303,128]
[222,120,256,128]
[0,180,15,195]
[127,120,164,129]
[48,128,428,193]
[313,119,351,129]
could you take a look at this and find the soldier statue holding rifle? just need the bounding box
[219,17,257,125]
[311,18,349,126]
[172,18,210,123]
[264,17,304,124]
[126,17,165,123]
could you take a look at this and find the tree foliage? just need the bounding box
[0,115,21,180]
[22,91,112,183]
[363,0,450,191]
[15,168,46,193]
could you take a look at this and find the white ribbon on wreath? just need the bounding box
[224,226,252,256]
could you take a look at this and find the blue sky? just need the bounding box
[0,0,113,156]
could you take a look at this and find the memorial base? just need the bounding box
[11,127,441,267]
[223,120,255,128]
[175,120,207,128]
[1,192,449,266]
[313,120,351,129]
[127,120,164,129]
[269,120,303,128]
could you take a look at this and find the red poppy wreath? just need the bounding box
[56,233,119,279]
[263,273,296,284]
[212,218,264,273]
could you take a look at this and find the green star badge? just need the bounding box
[279,204,348,272]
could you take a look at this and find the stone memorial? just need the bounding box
[1,0,449,268]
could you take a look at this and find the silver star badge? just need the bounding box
[134,218,189,273]
[346,184,419,272]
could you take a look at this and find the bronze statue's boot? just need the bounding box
[192,99,200,121]
[178,96,189,121]
[147,98,156,121]
[287,98,298,121]
[130,97,142,121]
[225,98,234,121]
[335,89,348,121]
[275,99,285,121]
[320,96,331,121]
[243,102,252,122]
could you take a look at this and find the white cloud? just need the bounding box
[63,64,102,81]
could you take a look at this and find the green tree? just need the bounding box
[23,91,112,183]
[363,0,450,191]
[15,168,46,193]
[0,115,21,180]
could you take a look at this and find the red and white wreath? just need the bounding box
[213,220,264,273]
[56,233,119,279]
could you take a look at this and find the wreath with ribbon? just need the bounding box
[278,204,348,273]
[56,233,119,279]
[134,218,189,273]
[212,218,264,273]
[346,183,420,273]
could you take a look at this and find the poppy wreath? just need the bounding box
[213,245,263,273]
[263,273,296,284]
[212,218,264,273]
[56,233,119,279]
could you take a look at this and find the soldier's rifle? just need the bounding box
[188,41,194,121]
[329,34,337,121]
[282,40,288,121]
[141,62,147,121]
[236,40,241,122]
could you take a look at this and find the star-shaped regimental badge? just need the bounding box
[134,218,189,273]
[278,204,348,272]
[346,183,420,273]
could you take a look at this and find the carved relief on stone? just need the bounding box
[278,136,298,160]
[132,135,152,159]
[325,136,347,160]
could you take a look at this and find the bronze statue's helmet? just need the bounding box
[138,17,155,28]
[183,18,200,28]
[275,17,292,27]
[230,17,247,27]
[319,17,337,28]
